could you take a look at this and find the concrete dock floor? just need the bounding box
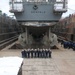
[0,42,75,75]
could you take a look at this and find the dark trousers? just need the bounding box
[49,51,51,58]
[31,51,34,58]
[21,51,25,58]
[46,52,48,58]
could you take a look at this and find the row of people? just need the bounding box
[58,39,75,51]
[63,41,75,51]
[21,48,52,58]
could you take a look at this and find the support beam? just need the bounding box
[25,27,28,44]
[49,27,51,40]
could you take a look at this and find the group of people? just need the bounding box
[21,48,52,58]
[58,38,75,51]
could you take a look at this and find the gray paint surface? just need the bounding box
[14,2,62,22]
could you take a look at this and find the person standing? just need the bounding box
[45,49,48,58]
[37,48,40,58]
[28,49,31,58]
[42,48,46,58]
[24,49,27,58]
[31,48,34,58]
[25,49,27,58]
[21,50,25,58]
[34,49,37,58]
[36,49,38,58]
[49,48,52,58]
[40,49,42,58]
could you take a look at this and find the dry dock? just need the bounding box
[0,42,75,75]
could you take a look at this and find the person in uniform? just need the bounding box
[40,49,42,58]
[33,49,35,58]
[27,49,30,58]
[31,48,34,58]
[24,49,27,58]
[45,49,47,58]
[42,49,45,58]
[47,49,49,58]
[34,49,37,58]
[41,49,43,58]
[36,49,38,58]
[38,48,41,58]
[26,49,28,58]
[45,49,48,58]
[21,50,25,58]
[39,49,41,58]
[37,48,40,58]
[49,48,52,58]
[72,43,75,51]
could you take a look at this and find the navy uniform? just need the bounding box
[24,49,27,58]
[42,49,46,58]
[37,48,40,58]
[33,49,35,58]
[41,49,43,58]
[27,49,30,58]
[36,49,38,58]
[31,49,34,58]
[39,49,41,58]
[68,42,71,49]
[45,49,48,58]
[26,50,28,58]
[63,41,67,48]
[40,49,42,58]
[34,49,37,58]
[72,43,75,51]
[49,49,52,58]
[42,49,44,58]
[45,49,47,58]
[21,50,25,58]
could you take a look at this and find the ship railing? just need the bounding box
[9,0,23,13]
[53,0,67,13]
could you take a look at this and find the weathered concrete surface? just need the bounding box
[0,43,75,75]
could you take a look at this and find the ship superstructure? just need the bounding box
[9,0,67,48]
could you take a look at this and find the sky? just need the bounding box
[0,0,75,18]
[62,0,75,17]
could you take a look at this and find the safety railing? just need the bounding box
[9,0,23,13]
[53,0,67,13]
